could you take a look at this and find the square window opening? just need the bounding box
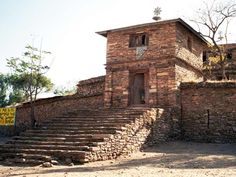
[129,33,149,48]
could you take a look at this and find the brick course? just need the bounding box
[180,82,236,142]
[102,20,206,108]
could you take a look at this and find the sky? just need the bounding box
[1,0,236,90]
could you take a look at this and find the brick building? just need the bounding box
[3,18,235,141]
[203,43,236,80]
[1,18,235,165]
[97,18,207,108]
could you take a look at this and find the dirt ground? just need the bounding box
[0,141,235,177]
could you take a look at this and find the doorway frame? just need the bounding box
[128,70,149,106]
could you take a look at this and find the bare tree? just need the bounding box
[192,0,236,80]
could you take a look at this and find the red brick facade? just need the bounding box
[180,82,236,142]
[97,18,206,108]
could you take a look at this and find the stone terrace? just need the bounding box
[0,108,163,165]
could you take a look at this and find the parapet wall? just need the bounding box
[77,76,105,97]
[1,76,105,136]
[180,81,236,142]
[15,95,103,133]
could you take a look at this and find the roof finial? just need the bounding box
[153,6,162,21]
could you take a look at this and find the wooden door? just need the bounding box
[130,73,145,105]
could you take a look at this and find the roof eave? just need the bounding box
[96,31,108,37]
[176,18,208,44]
[96,18,208,44]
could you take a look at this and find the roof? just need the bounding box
[221,43,236,50]
[96,18,208,44]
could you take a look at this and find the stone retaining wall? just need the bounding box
[84,108,161,161]
[83,107,183,162]
[149,107,181,143]
[180,81,236,142]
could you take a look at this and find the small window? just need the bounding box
[129,33,149,47]
[187,37,192,52]
[141,35,146,45]
[226,52,232,60]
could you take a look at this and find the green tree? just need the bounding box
[0,73,26,107]
[7,45,53,127]
[7,74,26,104]
[192,0,236,80]
[0,73,8,107]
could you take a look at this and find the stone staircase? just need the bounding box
[0,108,158,165]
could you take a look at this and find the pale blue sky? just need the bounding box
[1,0,236,89]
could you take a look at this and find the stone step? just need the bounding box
[24,129,119,135]
[16,133,111,139]
[5,157,46,165]
[39,124,126,129]
[1,153,52,161]
[64,109,146,115]
[0,148,89,159]
[21,128,122,135]
[0,144,91,151]
[1,149,89,163]
[32,126,126,132]
[63,109,145,113]
[50,116,137,121]
[43,119,133,124]
[0,108,151,164]
[62,112,144,117]
[41,122,125,126]
[7,139,102,147]
[11,136,109,144]
[43,120,133,125]
[38,124,132,130]
[41,121,129,126]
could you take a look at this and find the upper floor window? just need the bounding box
[187,37,192,52]
[129,33,149,48]
[226,51,232,60]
